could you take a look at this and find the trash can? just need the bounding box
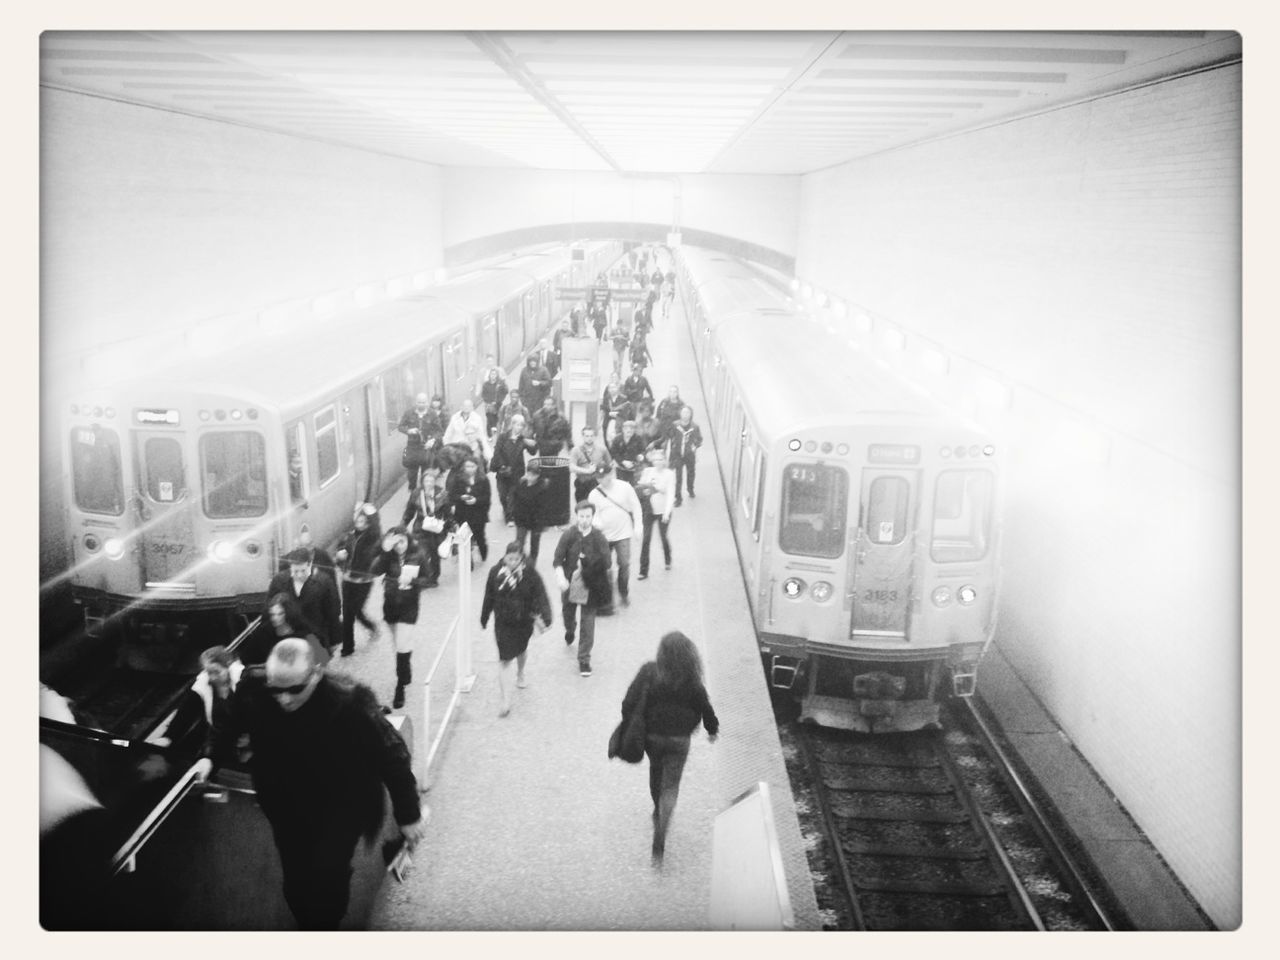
[533,455,571,528]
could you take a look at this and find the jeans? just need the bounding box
[340,579,375,654]
[608,538,631,600]
[561,596,596,667]
[645,734,691,858]
[672,456,696,502]
[639,514,671,575]
[514,525,542,565]
[496,473,517,522]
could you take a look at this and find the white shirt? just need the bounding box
[637,465,676,521]
[588,481,642,543]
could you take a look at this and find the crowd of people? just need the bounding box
[136,247,715,929]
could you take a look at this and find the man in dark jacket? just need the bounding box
[530,396,572,457]
[265,547,342,654]
[552,501,612,677]
[666,406,704,507]
[490,413,537,524]
[518,355,553,411]
[609,419,647,485]
[398,393,446,490]
[621,363,654,408]
[201,639,426,930]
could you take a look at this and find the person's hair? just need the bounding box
[575,500,596,515]
[654,631,704,688]
[267,592,313,634]
[503,540,523,557]
[269,637,315,671]
[200,645,236,669]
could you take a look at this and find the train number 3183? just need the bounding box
[863,589,899,603]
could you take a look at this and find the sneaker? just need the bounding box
[340,649,354,658]
[565,635,575,647]
[664,563,671,570]
[498,705,511,718]
[516,676,528,689]
[580,666,592,678]
[597,606,615,617]
[638,573,649,580]
[621,595,631,607]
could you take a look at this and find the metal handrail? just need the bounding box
[111,761,206,875]
[418,526,476,789]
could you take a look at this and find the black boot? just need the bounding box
[393,652,412,709]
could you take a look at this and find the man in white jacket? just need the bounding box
[587,463,643,611]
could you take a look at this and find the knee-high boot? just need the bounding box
[393,652,412,709]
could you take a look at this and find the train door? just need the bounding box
[344,390,372,504]
[131,430,194,585]
[849,469,919,640]
[359,384,382,501]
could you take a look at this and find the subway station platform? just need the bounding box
[326,260,822,930]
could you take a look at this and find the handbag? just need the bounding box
[437,530,455,559]
[420,515,445,534]
[608,682,648,764]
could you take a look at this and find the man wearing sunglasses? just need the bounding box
[200,638,426,929]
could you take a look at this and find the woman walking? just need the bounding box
[334,502,383,656]
[619,631,719,866]
[479,542,553,717]
[371,527,430,709]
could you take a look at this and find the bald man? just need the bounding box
[203,639,426,929]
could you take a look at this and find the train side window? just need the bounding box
[780,463,848,558]
[143,437,187,503]
[70,425,124,516]
[865,476,910,546]
[383,361,410,433]
[314,406,340,487]
[286,423,307,503]
[931,470,993,561]
[410,352,429,399]
[201,431,268,518]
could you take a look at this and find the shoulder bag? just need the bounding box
[607,681,649,764]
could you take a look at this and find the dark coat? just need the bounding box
[509,476,548,529]
[518,363,552,409]
[622,373,654,406]
[264,569,342,650]
[480,377,508,412]
[480,563,553,660]
[666,421,704,463]
[608,432,648,483]
[447,471,491,526]
[622,661,719,738]
[491,432,532,480]
[371,545,429,625]
[531,408,571,456]
[213,670,421,842]
[337,525,382,580]
[552,525,612,609]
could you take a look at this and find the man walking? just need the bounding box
[587,464,643,610]
[200,639,427,929]
[667,406,704,506]
[553,501,612,677]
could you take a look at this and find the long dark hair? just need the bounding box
[653,630,704,689]
[267,592,318,638]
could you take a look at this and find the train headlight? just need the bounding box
[782,577,806,600]
[931,585,952,606]
[788,439,801,451]
[103,537,126,560]
[811,580,834,603]
[957,584,978,605]
[208,539,234,563]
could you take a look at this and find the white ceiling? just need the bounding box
[40,30,1241,175]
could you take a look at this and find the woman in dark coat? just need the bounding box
[371,527,429,709]
[479,542,553,717]
[619,630,719,866]
[241,591,329,667]
[334,502,383,656]
[479,367,509,437]
[448,456,492,562]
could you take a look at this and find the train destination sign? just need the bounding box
[135,408,181,425]
[556,286,648,303]
[867,444,920,465]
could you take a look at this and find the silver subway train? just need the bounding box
[675,247,1002,732]
[61,242,620,637]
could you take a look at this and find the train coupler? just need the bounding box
[950,665,978,698]
[769,655,801,690]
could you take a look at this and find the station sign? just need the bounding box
[135,408,181,425]
[867,444,920,465]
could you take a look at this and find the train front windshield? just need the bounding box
[70,425,124,515]
[931,470,994,562]
[780,463,849,558]
[200,432,268,518]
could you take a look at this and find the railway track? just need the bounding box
[786,700,1115,931]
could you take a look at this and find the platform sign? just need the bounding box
[709,782,795,930]
[560,337,599,403]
